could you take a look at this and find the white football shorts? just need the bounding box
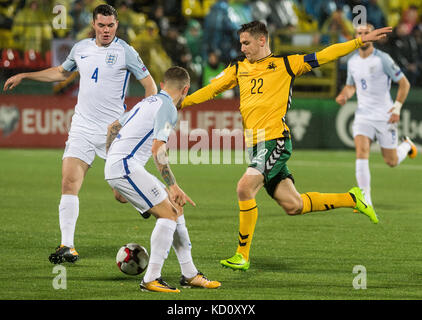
[62,131,107,165]
[353,118,398,149]
[106,164,168,214]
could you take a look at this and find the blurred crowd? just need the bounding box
[1,0,422,92]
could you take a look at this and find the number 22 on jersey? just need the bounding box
[251,78,263,94]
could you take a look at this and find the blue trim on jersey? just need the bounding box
[121,70,130,99]
[70,65,77,72]
[157,90,175,107]
[122,128,154,175]
[123,158,130,175]
[158,91,172,100]
[124,175,153,208]
[123,107,139,126]
[304,53,320,68]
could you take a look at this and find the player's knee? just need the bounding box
[151,199,178,221]
[385,157,398,167]
[165,205,179,220]
[275,198,302,215]
[112,189,128,203]
[236,180,253,200]
[114,192,128,203]
[283,204,302,216]
[167,205,179,221]
[61,176,80,194]
[356,149,369,159]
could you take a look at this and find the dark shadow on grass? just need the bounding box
[250,256,290,272]
[74,276,139,282]
[72,246,124,259]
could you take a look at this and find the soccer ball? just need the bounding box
[116,243,149,275]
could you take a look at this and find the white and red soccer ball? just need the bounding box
[116,243,149,275]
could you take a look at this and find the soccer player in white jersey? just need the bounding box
[3,4,158,263]
[336,24,417,207]
[105,66,221,292]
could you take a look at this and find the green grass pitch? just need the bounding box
[0,148,421,300]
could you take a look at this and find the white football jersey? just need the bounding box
[105,90,178,179]
[346,48,404,122]
[62,37,150,135]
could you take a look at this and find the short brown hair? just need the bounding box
[237,21,268,39]
[163,66,190,89]
[93,4,118,21]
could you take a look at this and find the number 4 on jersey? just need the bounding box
[91,67,99,83]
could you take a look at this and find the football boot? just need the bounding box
[403,136,418,159]
[220,252,250,271]
[49,245,79,264]
[349,187,379,224]
[140,277,180,293]
[180,271,221,289]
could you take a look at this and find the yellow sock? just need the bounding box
[301,192,355,214]
[236,199,258,261]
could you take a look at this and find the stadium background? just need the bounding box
[1,0,422,151]
[1,1,422,303]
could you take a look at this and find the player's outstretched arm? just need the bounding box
[316,27,393,66]
[181,63,238,109]
[152,139,195,207]
[3,66,72,91]
[360,27,393,43]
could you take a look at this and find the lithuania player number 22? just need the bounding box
[251,78,263,94]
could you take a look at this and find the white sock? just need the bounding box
[143,218,177,283]
[172,215,198,279]
[396,141,411,165]
[355,159,373,206]
[59,194,79,248]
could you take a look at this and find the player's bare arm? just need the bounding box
[3,65,72,91]
[106,120,122,153]
[388,75,411,123]
[336,85,356,106]
[360,26,393,43]
[152,140,176,187]
[139,74,158,98]
[151,139,195,207]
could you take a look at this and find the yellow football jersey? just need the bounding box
[182,38,363,146]
[182,53,313,146]
[233,53,313,145]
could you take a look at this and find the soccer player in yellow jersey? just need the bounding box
[182,21,392,271]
